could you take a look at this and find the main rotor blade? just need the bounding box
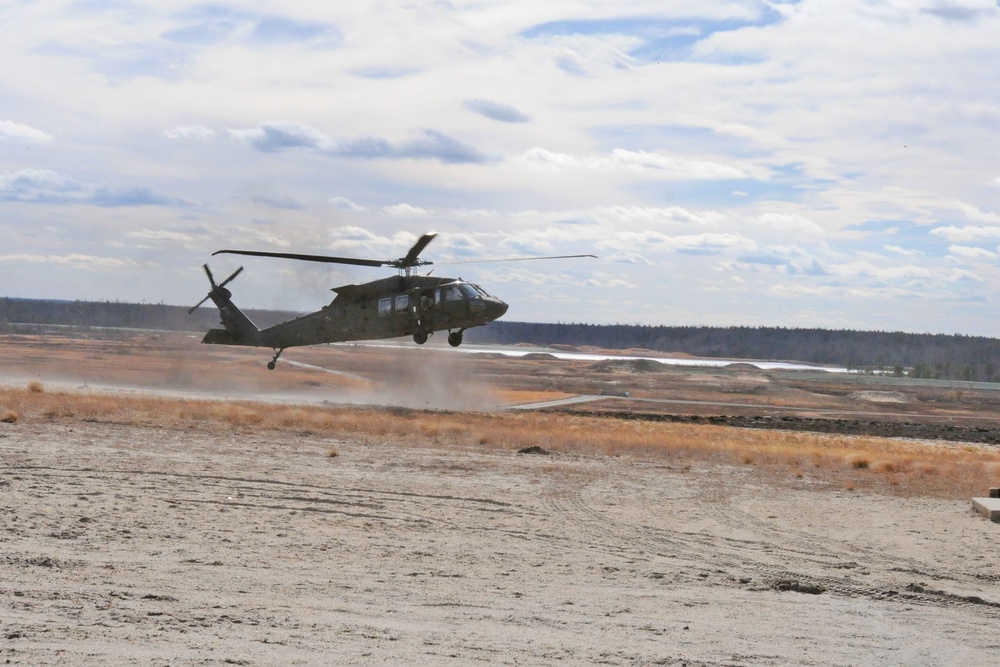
[212,249,386,268]
[398,232,438,268]
[442,253,598,264]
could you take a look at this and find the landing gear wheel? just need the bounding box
[413,330,428,345]
[267,348,284,370]
[267,361,276,371]
[448,331,464,347]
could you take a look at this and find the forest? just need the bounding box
[0,297,298,335]
[3,297,999,382]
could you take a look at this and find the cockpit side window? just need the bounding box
[459,284,479,299]
[444,286,464,301]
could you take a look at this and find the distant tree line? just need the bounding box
[0,297,299,334]
[465,321,1000,382]
[4,297,1000,382]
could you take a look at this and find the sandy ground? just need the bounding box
[4,417,1000,666]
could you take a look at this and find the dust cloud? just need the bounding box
[0,328,502,411]
[335,345,502,411]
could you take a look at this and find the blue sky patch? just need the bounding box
[520,10,784,63]
[464,99,532,124]
[349,66,420,79]
[163,6,340,48]
[626,159,814,207]
[248,16,340,47]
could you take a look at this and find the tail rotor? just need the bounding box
[188,264,243,314]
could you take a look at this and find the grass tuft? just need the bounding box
[28,381,44,393]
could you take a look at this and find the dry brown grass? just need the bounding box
[3,384,999,499]
[497,389,576,406]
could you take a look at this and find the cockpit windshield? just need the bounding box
[470,283,493,298]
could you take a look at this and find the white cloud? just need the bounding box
[126,229,194,242]
[883,245,922,257]
[947,245,997,259]
[381,203,430,218]
[329,196,368,211]
[0,119,53,143]
[752,213,825,239]
[607,251,652,265]
[826,260,933,282]
[4,1,1000,332]
[0,253,130,268]
[0,168,182,207]
[164,125,217,141]
[601,230,754,254]
[512,147,754,180]
[930,225,1000,242]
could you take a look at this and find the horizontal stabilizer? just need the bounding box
[202,328,256,346]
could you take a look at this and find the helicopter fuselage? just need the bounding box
[191,231,588,369]
[201,274,508,352]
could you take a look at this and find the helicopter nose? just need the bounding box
[485,297,508,321]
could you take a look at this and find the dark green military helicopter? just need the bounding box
[189,232,593,369]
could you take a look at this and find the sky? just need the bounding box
[4,0,1000,336]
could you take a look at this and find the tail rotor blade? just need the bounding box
[190,263,242,315]
[203,263,216,287]
[188,295,211,315]
[218,266,243,288]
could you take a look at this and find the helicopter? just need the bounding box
[189,232,595,369]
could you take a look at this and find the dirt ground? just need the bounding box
[3,328,1000,665]
[5,418,1000,666]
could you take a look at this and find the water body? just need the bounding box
[348,341,850,373]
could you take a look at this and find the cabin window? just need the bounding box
[394,295,409,312]
[378,298,392,316]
